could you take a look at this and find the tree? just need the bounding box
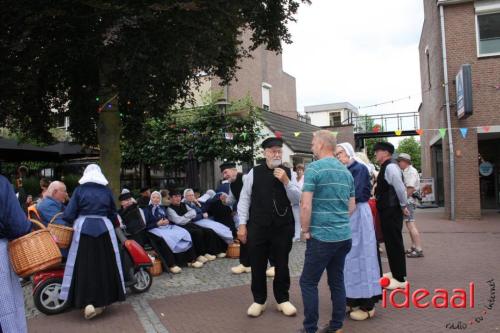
[397,137,421,171]
[0,0,309,197]
[356,115,387,164]
[121,95,264,170]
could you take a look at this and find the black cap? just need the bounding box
[373,141,395,154]
[261,137,283,149]
[169,188,182,196]
[119,192,133,201]
[140,187,150,193]
[219,162,236,173]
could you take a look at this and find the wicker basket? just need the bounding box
[148,258,163,276]
[47,213,73,249]
[9,219,62,278]
[226,241,240,259]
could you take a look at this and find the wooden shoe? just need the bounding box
[196,255,208,263]
[217,252,226,258]
[84,305,96,319]
[188,261,204,268]
[276,301,297,316]
[266,266,275,277]
[382,272,392,279]
[247,302,266,317]
[346,306,359,314]
[204,254,216,261]
[386,278,408,290]
[231,264,250,274]
[169,266,182,274]
[350,309,375,321]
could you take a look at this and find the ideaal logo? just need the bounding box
[378,277,496,330]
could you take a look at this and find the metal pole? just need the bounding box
[439,4,456,220]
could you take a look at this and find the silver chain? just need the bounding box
[273,199,288,217]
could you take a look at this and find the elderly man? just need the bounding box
[298,131,355,333]
[373,142,409,290]
[37,181,68,226]
[397,153,423,258]
[238,137,301,318]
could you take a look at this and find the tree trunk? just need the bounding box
[97,106,122,201]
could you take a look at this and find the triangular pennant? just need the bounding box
[275,131,282,138]
[439,128,447,138]
[395,130,402,136]
[294,132,301,137]
[225,132,234,140]
[460,128,468,138]
[372,126,380,133]
[416,129,423,135]
[331,131,338,137]
[482,126,491,133]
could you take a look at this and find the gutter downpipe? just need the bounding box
[438,3,456,220]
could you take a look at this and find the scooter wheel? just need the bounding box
[130,267,153,293]
[33,278,70,315]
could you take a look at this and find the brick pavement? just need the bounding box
[25,208,500,332]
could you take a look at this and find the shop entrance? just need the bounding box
[479,137,500,209]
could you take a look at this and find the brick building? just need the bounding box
[419,0,500,219]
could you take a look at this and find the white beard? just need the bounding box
[270,159,282,168]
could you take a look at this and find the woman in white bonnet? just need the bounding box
[60,164,126,319]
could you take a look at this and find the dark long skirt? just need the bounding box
[181,224,227,256]
[67,233,126,309]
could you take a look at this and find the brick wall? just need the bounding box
[419,1,500,219]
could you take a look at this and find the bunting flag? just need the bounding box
[225,132,234,140]
[439,128,447,138]
[372,126,380,133]
[460,128,468,138]
[395,130,402,136]
[275,131,282,138]
[294,132,301,137]
[416,129,423,136]
[482,126,491,133]
[331,131,338,137]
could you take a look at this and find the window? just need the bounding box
[329,112,342,127]
[476,12,500,56]
[425,46,431,89]
[262,83,271,111]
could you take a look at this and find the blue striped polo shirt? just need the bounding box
[302,157,355,242]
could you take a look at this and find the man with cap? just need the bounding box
[136,187,151,209]
[237,137,301,318]
[397,153,423,258]
[219,161,252,274]
[373,142,409,290]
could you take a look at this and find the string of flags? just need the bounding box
[220,125,496,141]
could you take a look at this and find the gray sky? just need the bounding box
[283,0,425,126]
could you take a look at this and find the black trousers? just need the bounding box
[239,243,250,266]
[248,220,293,304]
[181,223,226,256]
[379,206,407,282]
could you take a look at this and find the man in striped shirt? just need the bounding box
[298,130,355,333]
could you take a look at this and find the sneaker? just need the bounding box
[204,254,216,261]
[405,246,416,254]
[169,266,182,274]
[266,266,275,277]
[318,324,343,333]
[196,255,208,263]
[407,249,424,258]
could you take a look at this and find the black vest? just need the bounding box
[230,173,244,202]
[249,164,293,227]
[118,204,146,235]
[375,159,400,209]
[169,202,188,217]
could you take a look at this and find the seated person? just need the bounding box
[36,181,68,227]
[141,191,204,270]
[202,183,238,238]
[167,189,228,261]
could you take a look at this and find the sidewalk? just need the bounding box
[26,208,500,332]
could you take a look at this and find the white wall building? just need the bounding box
[304,102,358,127]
